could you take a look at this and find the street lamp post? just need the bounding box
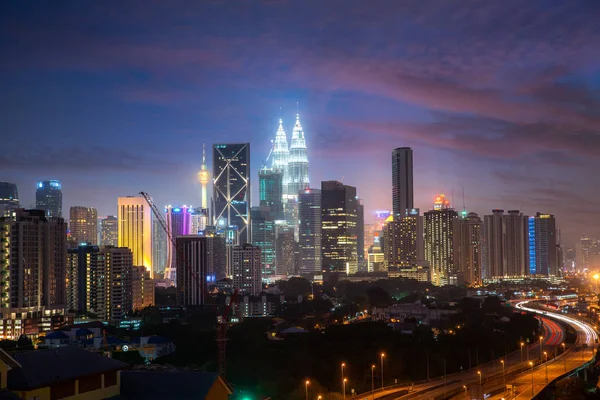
[477,370,482,386]
[520,342,524,363]
[500,359,505,390]
[539,336,544,359]
[544,352,548,383]
[305,380,310,400]
[463,385,468,399]
[371,365,375,400]
[341,363,345,395]
[562,343,567,373]
[527,341,530,362]
[343,378,347,400]
[317,396,322,400]
[529,361,534,397]
[380,353,385,389]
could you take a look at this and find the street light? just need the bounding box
[341,363,345,395]
[477,370,482,385]
[343,378,347,400]
[463,385,468,399]
[305,380,310,400]
[544,352,548,383]
[539,336,544,359]
[529,361,534,397]
[500,359,505,390]
[380,353,385,389]
[520,342,524,363]
[317,396,322,400]
[371,365,375,400]
[562,343,567,373]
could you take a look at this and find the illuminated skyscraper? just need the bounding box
[454,212,483,286]
[483,209,529,278]
[529,213,557,276]
[392,148,413,218]
[213,143,251,244]
[190,207,209,234]
[383,209,424,269]
[251,206,276,277]
[152,218,167,274]
[321,181,358,274]
[231,244,262,296]
[287,114,310,197]
[117,196,153,277]
[275,222,296,275]
[164,205,192,281]
[36,180,62,218]
[271,119,290,194]
[424,197,458,286]
[132,264,154,311]
[69,206,98,245]
[298,188,322,275]
[0,182,19,217]
[101,215,118,246]
[259,168,284,219]
[197,143,210,209]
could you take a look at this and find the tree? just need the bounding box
[280,277,312,300]
[366,286,393,308]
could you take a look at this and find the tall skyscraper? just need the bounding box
[454,212,483,286]
[259,168,284,219]
[67,243,100,313]
[152,218,168,275]
[392,148,413,218]
[383,209,424,269]
[0,209,67,336]
[117,196,153,277]
[197,143,210,209]
[164,205,192,281]
[232,244,262,296]
[298,188,322,275]
[36,180,62,218]
[275,223,296,275]
[0,182,19,217]
[321,181,358,274]
[190,207,209,234]
[213,143,251,244]
[483,209,529,278]
[529,213,558,276]
[69,206,98,244]
[250,206,276,277]
[576,236,597,270]
[357,200,365,263]
[101,215,118,246]
[287,114,310,197]
[271,119,290,195]
[424,197,458,286]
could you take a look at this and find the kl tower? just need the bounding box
[197,143,210,209]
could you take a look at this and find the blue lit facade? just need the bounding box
[36,180,62,218]
[528,217,536,275]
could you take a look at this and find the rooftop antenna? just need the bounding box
[296,101,299,114]
[462,186,466,212]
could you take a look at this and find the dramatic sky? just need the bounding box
[2,0,600,246]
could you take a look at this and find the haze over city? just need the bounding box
[3,1,600,245]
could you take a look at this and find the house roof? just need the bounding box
[44,331,69,340]
[119,370,232,399]
[75,328,94,336]
[7,348,128,390]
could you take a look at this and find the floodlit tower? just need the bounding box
[271,119,290,195]
[198,143,210,209]
[287,114,310,197]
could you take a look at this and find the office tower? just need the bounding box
[454,212,483,286]
[259,168,284,219]
[383,209,424,268]
[272,119,290,195]
[36,180,62,218]
[483,209,529,278]
[287,114,310,198]
[213,143,251,244]
[232,244,262,296]
[529,213,558,276]
[392,148,413,218]
[374,211,391,231]
[132,265,154,311]
[321,181,358,274]
[368,232,385,272]
[424,197,458,285]
[190,207,209,234]
[298,188,322,275]
[0,182,19,217]
[0,209,67,337]
[164,205,192,281]
[197,143,211,209]
[117,196,153,277]
[357,200,365,262]
[67,243,100,313]
[101,216,118,246]
[576,236,596,270]
[251,207,276,277]
[152,218,168,277]
[69,206,98,244]
[275,223,296,275]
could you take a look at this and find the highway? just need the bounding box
[350,309,566,400]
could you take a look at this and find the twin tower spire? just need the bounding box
[271,114,309,197]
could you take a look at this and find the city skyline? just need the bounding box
[3,2,600,245]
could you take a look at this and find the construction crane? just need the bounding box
[261,139,274,170]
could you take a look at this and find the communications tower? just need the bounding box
[197,143,210,209]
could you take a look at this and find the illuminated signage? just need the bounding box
[37,182,43,188]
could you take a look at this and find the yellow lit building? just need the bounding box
[424,195,458,286]
[118,196,153,277]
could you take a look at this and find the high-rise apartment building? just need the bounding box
[0,209,67,336]
[0,182,19,217]
[383,209,424,268]
[190,207,209,234]
[321,181,358,274]
[576,236,599,270]
[36,180,62,218]
[67,243,100,313]
[483,209,529,278]
[259,168,284,220]
[176,235,226,305]
[424,199,458,286]
[164,206,192,281]
[101,216,118,246]
[275,223,296,275]
[357,200,365,262]
[152,218,168,276]
[392,148,413,218]
[298,188,322,275]
[454,212,483,286]
[69,206,98,245]
[251,206,276,277]
[132,265,154,311]
[232,244,262,296]
[213,143,251,244]
[117,196,153,277]
[529,213,558,276]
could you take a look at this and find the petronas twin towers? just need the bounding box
[271,114,310,199]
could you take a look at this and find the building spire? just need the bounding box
[202,143,206,168]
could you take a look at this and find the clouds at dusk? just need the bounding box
[2,0,600,243]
